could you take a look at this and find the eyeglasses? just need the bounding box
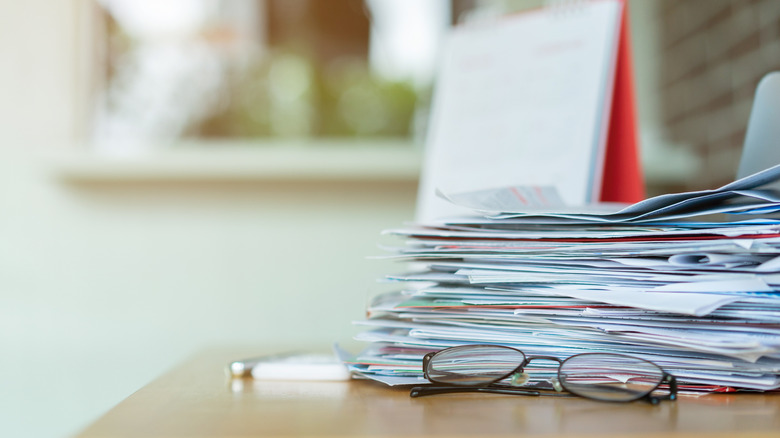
[410,345,677,404]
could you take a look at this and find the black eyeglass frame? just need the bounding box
[411,345,677,404]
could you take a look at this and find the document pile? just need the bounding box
[346,165,780,392]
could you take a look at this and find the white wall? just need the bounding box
[0,169,416,437]
[0,2,417,437]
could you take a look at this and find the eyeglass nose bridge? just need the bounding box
[521,355,563,366]
[515,355,563,372]
[511,355,564,390]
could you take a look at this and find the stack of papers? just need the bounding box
[345,165,780,392]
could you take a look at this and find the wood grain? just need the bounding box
[76,348,780,438]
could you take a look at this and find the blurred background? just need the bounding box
[2,0,780,436]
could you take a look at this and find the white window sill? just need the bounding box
[54,139,422,183]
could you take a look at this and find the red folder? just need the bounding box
[599,0,645,203]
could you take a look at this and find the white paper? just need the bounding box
[417,1,622,221]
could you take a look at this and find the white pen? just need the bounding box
[227,352,300,378]
[227,352,350,381]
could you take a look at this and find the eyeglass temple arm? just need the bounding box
[410,385,541,398]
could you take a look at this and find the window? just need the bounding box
[90,0,451,153]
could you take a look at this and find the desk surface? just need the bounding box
[77,349,780,438]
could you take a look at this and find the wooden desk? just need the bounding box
[77,349,780,438]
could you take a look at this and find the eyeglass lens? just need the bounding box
[559,353,664,402]
[426,345,525,385]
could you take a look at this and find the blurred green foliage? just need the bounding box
[196,49,423,139]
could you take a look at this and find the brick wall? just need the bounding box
[659,0,780,188]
